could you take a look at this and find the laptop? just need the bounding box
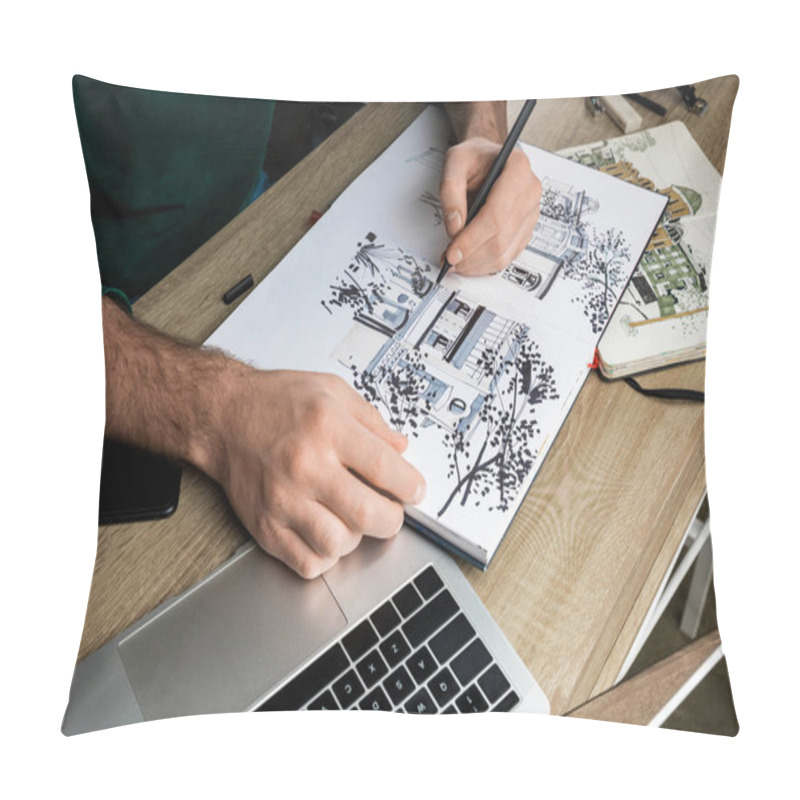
[62,520,550,733]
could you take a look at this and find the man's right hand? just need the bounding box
[198,368,427,579]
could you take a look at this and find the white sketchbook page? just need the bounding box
[559,122,721,374]
[207,106,666,562]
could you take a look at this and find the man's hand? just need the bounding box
[200,369,426,579]
[102,298,426,579]
[441,102,542,276]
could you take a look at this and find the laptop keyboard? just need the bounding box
[255,565,521,714]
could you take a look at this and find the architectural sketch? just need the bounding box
[500,177,598,300]
[569,130,657,169]
[207,106,671,561]
[412,171,629,338]
[326,233,560,518]
[498,176,630,335]
[565,141,709,330]
[406,146,446,172]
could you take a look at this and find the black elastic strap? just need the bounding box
[624,376,704,403]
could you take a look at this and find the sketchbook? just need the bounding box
[559,122,721,379]
[206,106,667,568]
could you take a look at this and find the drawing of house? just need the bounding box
[665,185,702,219]
[501,178,597,298]
[570,142,617,170]
[558,148,708,321]
[634,185,706,316]
[350,255,435,337]
[334,284,523,439]
[636,242,707,317]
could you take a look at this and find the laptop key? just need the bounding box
[402,589,459,648]
[356,648,389,688]
[404,687,437,714]
[451,639,492,686]
[429,613,475,664]
[370,601,401,637]
[393,583,423,617]
[428,666,459,708]
[413,565,444,599]
[492,691,521,712]
[455,684,489,713]
[342,619,379,661]
[359,686,393,712]
[384,665,415,705]
[307,690,339,710]
[406,645,437,684]
[332,669,366,709]
[257,643,349,711]
[478,664,511,705]
[380,629,411,668]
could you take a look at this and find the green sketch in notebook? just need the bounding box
[558,122,722,377]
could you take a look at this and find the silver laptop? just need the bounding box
[62,524,549,734]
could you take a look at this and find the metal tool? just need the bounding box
[585,96,606,116]
[677,85,708,116]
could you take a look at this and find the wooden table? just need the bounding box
[78,76,739,717]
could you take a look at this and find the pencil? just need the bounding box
[623,92,667,117]
[436,99,537,284]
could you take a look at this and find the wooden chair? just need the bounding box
[564,630,723,727]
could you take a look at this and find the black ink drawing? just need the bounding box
[499,177,598,301]
[321,233,433,321]
[562,226,631,334]
[498,176,630,334]
[405,146,447,172]
[436,331,559,516]
[327,234,560,518]
[418,190,444,226]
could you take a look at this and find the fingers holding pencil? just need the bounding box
[440,142,540,276]
[437,99,539,282]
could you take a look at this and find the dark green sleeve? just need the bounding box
[73,75,275,300]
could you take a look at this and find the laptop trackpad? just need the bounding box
[117,546,347,721]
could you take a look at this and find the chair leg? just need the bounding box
[647,641,723,728]
[680,536,714,638]
[616,517,711,682]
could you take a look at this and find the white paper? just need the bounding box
[207,106,667,565]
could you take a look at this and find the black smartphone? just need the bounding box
[98,438,182,525]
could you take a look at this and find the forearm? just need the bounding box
[101,296,243,474]
[444,101,508,144]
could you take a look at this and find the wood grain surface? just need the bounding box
[78,77,738,718]
[564,629,722,725]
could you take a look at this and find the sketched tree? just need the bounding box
[324,270,386,317]
[563,227,631,334]
[437,329,559,517]
[322,236,390,316]
[322,234,433,316]
[617,130,657,156]
[350,347,433,437]
[616,297,649,323]
[539,187,573,222]
[617,269,650,323]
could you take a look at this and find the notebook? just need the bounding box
[206,105,667,567]
[558,122,721,379]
